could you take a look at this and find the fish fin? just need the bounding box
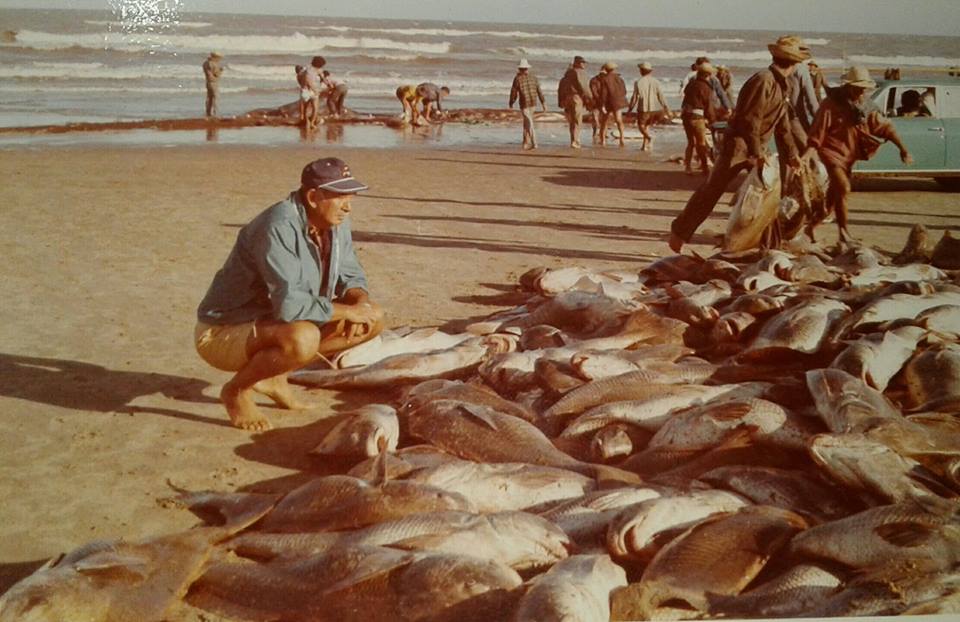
[457,403,500,431]
[389,533,453,551]
[873,522,937,548]
[167,489,279,533]
[321,553,418,595]
[371,449,390,488]
[73,553,149,580]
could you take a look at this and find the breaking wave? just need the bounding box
[316,25,603,41]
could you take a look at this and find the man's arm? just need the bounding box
[711,76,732,110]
[509,76,519,108]
[628,81,639,112]
[536,79,546,110]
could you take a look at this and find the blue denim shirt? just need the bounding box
[197,191,368,326]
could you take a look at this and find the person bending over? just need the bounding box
[195,157,384,431]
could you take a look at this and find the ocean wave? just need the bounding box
[848,54,960,67]
[314,25,603,41]
[9,30,451,55]
[0,84,248,94]
[512,46,852,66]
[84,20,212,29]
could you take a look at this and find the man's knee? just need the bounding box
[275,322,322,363]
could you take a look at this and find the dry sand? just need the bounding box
[0,138,958,595]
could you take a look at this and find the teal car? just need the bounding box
[854,77,960,190]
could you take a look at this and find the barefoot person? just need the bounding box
[801,65,913,245]
[195,157,384,430]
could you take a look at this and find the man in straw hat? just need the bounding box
[681,61,719,175]
[628,61,671,152]
[509,58,547,150]
[195,157,384,430]
[669,35,808,253]
[202,51,224,117]
[800,65,912,245]
[558,55,592,148]
[597,62,628,146]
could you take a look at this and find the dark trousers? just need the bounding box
[327,85,348,115]
[670,143,752,242]
[205,85,218,117]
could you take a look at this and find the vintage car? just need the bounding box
[856,76,960,190]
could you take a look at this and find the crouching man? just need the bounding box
[195,157,384,431]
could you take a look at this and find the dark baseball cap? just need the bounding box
[300,157,368,194]
[573,55,586,64]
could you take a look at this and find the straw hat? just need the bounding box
[602,62,617,71]
[697,61,716,75]
[518,58,531,69]
[768,35,811,63]
[840,65,876,88]
[638,62,652,71]
[209,51,222,58]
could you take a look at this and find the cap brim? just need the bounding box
[318,177,368,193]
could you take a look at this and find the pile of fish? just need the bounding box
[4,233,960,622]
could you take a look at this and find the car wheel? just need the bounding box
[935,177,960,191]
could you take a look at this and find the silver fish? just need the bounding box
[849,263,947,288]
[514,554,627,622]
[310,404,399,458]
[403,460,594,513]
[569,344,694,381]
[841,290,960,335]
[538,486,671,545]
[915,304,960,338]
[333,327,473,369]
[290,338,493,388]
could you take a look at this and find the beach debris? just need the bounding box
[9,239,960,621]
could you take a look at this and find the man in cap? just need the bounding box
[509,58,547,150]
[202,52,224,117]
[801,66,912,245]
[669,35,808,253]
[557,55,592,148]
[597,62,628,146]
[196,157,384,431]
[628,62,671,152]
[808,60,826,103]
[681,62,718,175]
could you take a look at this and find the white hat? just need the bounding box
[638,62,652,71]
[518,58,531,69]
[840,65,876,88]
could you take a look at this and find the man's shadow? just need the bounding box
[0,353,225,426]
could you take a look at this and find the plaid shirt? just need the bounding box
[509,72,544,109]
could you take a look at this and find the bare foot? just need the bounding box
[668,232,684,253]
[253,376,316,410]
[221,382,272,431]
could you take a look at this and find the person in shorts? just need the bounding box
[195,157,384,431]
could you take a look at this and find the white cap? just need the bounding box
[518,58,531,69]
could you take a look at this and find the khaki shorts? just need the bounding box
[194,320,257,372]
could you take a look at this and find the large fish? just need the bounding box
[644,397,818,453]
[809,434,954,503]
[788,498,960,571]
[569,344,693,381]
[838,290,960,336]
[231,510,570,571]
[848,263,947,287]
[698,465,854,523]
[904,343,960,412]
[738,296,850,361]
[405,399,640,484]
[612,505,806,620]
[498,291,640,337]
[604,490,750,562]
[188,545,523,622]
[514,555,627,622]
[914,304,960,338]
[0,524,267,622]
[805,368,904,433]
[538,486,671,545]
[346,445,459,481]
[706,563,843,618]
[723,156,781,252]
[402,460,594,513]
[257,474,475,533]
[399,379,539,426]
[310,404,399,458]
[290,338,495,388]
[333,327,474,369]
[829,326,926,391]
[558,384,747,438]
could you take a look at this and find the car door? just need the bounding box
[939,83,960,173]
[857,84,946,173]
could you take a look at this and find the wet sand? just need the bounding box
[0,138,957,596]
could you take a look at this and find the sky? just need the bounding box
[1,0,959,36]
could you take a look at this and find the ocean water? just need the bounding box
[1,7,958,144]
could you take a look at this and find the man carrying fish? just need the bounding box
[195,157,384,431]
[669,35,807,253]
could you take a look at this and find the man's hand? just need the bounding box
[900,149,914,165]
[342,301,383,341]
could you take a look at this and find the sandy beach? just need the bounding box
[0,137,958,596]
